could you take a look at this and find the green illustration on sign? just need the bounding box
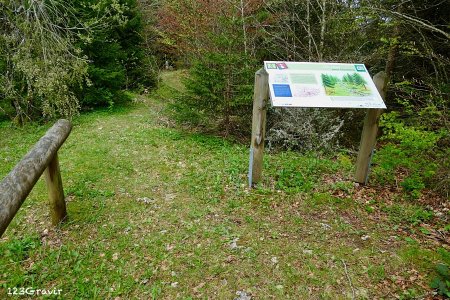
[321,73,371,96]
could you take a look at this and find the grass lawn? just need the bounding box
[0,71,448,299]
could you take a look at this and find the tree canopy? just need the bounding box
[0,0,157,123]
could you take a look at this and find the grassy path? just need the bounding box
[0,72,446,299]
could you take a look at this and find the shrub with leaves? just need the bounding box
[0,0,157,122]
[266,108,351,152]
[430,264,450,298]
[74,0,157,108]
[175,52,255,135]
[0,0,88,123]
[373,111,446,198]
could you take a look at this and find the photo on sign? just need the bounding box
[321,72,371,97]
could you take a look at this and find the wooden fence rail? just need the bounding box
[0,119,72,237]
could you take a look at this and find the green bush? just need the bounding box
[373,111,445,199]
[171,52,256,135]
[430,264,450,298]
[3,235,40,262]
[75,0,156,109]
[0,0,88,123]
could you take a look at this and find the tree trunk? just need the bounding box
[318,0,327,61]
[307,0,312,60]
[385,5,403,84]
[240,0,248,55]
[224,69,232,136]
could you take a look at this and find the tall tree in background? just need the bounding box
[0,0,157,122]
[379,0,448,109]
[158,0,263,134]
[260,0,364,62]
[136,0,161,74]
[74,0,157,108]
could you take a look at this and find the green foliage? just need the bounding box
[381,204,433,225]
[173,52,256,134]
[381,112,443,150]
[163,3,259,136]
[430,264,450,297]
[321,74,338,88]
[2,235,40,262]
[373,111,445,199]
[0,0,88,123]
[75,0,156,108]
[0,0,157,122]
[374,79,449,197]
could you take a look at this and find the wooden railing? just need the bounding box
[0,119,72,237]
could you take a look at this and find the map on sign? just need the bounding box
[265,61,387,109]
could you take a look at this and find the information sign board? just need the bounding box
[265,61,387,109]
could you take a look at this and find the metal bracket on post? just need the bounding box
[365,148,375,185]
[248,146,254,187]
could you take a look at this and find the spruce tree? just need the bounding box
[343,73,354,84]
[74,0,156,108]
[352,73,367,89]
[321,74,335,88]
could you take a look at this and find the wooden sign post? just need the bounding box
[248,68,269,186]
[354,72,388,184]
[248,62,387,187]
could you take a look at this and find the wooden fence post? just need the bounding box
[0,119,72,236]
[249,68,269,187]
[44,153,67,225]
[355,71,388,184]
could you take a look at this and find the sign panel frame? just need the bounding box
[265,61,387,109]
[248,64,389,188]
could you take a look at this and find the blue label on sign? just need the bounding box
[355,64,366,72]
[273,84,292,97]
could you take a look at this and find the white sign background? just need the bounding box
[265,61,387,109]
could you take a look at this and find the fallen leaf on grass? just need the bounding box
[193,282,205,293]
[136,197,155,204]
[235,291,251,300]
